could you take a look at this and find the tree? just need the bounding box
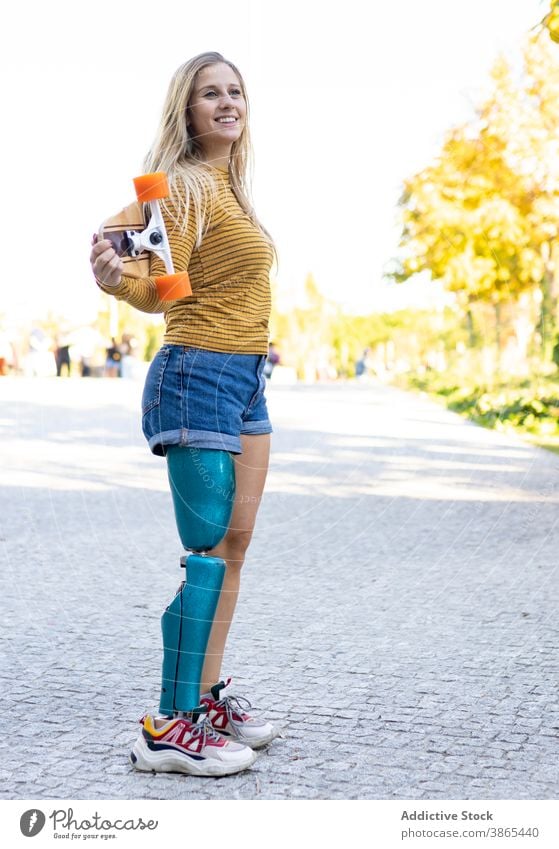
[538,1,559,43]
[392,35,559,363]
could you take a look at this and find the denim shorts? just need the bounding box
[141,345,273,456]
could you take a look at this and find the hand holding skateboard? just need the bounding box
[93,173,191,301]
[90,234,124,287]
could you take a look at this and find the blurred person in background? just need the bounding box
[104,337,123,377]
[263,340,280,378]
[54,336,71,377]
[355,346,371,379]
[0,329,14,375]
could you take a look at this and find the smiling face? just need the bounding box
[186,62,246,162]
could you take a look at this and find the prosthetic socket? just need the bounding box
[159,446,235,716]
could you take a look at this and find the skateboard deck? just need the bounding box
[99,201,150,279]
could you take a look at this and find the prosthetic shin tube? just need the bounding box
[159,446,235,715]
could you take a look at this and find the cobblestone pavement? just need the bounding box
[1,376,558,800]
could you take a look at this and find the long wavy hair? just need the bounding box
[143,52,277,270]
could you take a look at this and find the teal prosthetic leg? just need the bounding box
[159,446,235,716]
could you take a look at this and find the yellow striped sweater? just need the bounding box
[96,166,274,354]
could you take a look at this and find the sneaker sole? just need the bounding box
[130,738,257,777]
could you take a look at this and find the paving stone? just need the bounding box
[1,377,558,799]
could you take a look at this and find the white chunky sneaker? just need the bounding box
[200,678,280,749]
[130,706,257,776]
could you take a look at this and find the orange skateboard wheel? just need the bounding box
[133,172,169,202]
[155,273,192,301]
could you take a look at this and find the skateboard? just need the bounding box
[99,172,191,301]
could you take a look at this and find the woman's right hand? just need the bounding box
[90,234,124,287]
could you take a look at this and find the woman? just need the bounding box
[90,52,279,776]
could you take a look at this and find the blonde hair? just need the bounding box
[143,52,277,270]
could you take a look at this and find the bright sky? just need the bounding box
[2,0,546,327]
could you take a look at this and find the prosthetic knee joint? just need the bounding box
[159,445,235,717]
